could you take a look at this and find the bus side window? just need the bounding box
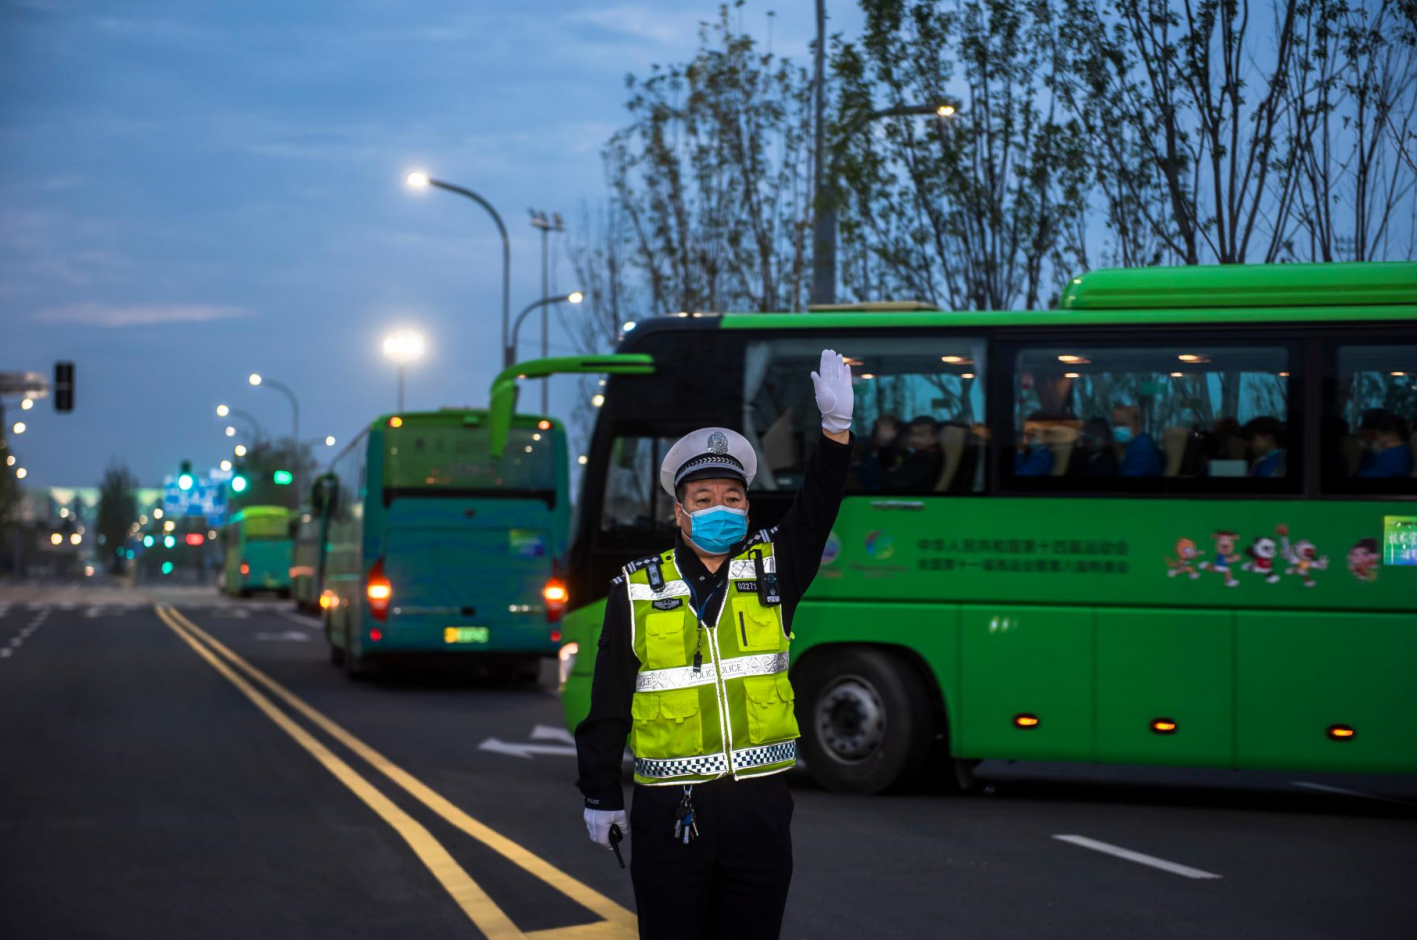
[601,437,675,537]
[1324,344,1417,493]
[743,336,987,496]
[1009,343,1293,490]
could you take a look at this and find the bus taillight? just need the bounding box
[1327,723,1356,741]
[240,560,250,577]
[543,578,568,623]
[367,558,392,621]
[1013,713,1040,729]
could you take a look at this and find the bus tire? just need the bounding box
[794,647,932,795]
[327,620,344,666]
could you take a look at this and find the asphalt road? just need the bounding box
[1,582,1413,939]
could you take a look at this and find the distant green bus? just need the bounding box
[319,409,571,680]
[290,475,336,613]
[490,262,1417,793]
[221,506,294,598]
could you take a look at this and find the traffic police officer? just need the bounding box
[576,349,855,940]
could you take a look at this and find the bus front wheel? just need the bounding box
[795,647,932,795]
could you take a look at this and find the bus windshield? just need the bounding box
[384,424,557,502]
[242,515,290,540]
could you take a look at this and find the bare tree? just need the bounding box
[836,0,1091,310]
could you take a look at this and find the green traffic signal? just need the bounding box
[272,469,293,485]
[161,561,174,575]
[142,535,154,548]
[178,473,194,491]
[231,475,249,493]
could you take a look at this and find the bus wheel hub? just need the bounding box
[817,676,885,762]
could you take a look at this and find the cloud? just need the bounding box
[32,302,247,327]
[561,6,701,46]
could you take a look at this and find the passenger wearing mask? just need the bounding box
[1015,412,1056,476]
[1356,409,1414,478]
[1242,416,1287,478]
[882,416,945,493]
[1112,405,1164,477]
[854,415,903,492]
[1074,416,1120,477]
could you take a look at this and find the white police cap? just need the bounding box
[659,427,758,498]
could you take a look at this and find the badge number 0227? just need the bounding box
[444,626,490,644]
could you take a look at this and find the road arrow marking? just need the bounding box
[532,724,575,745]
[478,738,578,760]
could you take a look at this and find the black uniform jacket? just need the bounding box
[576,432,852,810]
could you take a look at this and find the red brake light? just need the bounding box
[543,578,568,623]
[367,558,391,621]
[184,533,204,547]
[240,561,250,576]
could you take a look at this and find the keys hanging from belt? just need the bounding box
[673,786,700,845]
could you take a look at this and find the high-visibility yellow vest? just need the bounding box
[626,540,798,786]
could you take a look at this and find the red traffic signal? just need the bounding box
[183,533,205,547]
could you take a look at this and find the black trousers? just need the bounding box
[629,773,794,940]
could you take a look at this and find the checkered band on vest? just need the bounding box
[731,740,797,770]
[635,752,730,779]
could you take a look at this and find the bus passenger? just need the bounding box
[1073,416,1120,477]
[1112,405,1163,477]
[853,415,903,492]
[1242,416,1287,478]
[1015,411,1056,476]
[882,416,944,493]
[1356,409,1414,478]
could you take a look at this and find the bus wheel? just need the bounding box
[344,632,376,681]
[795,648,932,795]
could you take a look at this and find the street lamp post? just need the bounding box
[810,101,958,306]
[529,210,565,413]
[406,172,510,371]
[381,330,426,411]
[216,404,264,442]
[508,293,584,374]
[247,373,300,451]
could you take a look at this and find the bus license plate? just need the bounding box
[444,626,490,644]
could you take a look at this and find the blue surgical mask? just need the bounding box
[683,505,748,555]
[1113,426,1134,445]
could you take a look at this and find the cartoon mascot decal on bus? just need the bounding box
[1198,531,1242,586]
[1276,524,1328,587]
[1347,538,1381,582]
[1166,538,1201,579]
[1241,534,1281,583]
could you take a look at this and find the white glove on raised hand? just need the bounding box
[584,807,629,849]
[811,348,854,434]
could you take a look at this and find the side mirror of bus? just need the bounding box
[486,354,657,458]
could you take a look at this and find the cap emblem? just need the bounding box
[707,431,728,455]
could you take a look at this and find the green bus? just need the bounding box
[489,262,1417,793]
[291,475,337,613]
[221,505,295,598]
[319,409,572,680]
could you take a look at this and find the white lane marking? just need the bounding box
[1290,781,1416,807]
[8,637,21,647]
[276,609,322,630]
[253,631,313,642]
[1052,835,1222,880]
[532,724,575,745]
[477,738,578,760]
[0,648,11,658]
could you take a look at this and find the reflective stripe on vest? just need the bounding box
[626,543,797,786]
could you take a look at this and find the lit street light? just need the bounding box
[225,426,237,437]
[405,171,510,371]
[234,444,248,458]
[811,99,959,305]
[15,468,26,479]
[12,422,25,434]
[508,291,584,368]
[216,404,264,442]
[382,329,426,411]
[247,373,300,476]
[324,435,336,447]
[220,460,232,472]
[20,398,33,411]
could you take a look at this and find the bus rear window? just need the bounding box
[242,517,290,540]
[384,424,556,497]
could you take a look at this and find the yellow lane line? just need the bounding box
[163,605,638,936]
[154,606,527,940]
[525,922,639,940]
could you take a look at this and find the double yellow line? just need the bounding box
[155,604,636,940]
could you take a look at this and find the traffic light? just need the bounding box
[272,469,293,486]
[177,460,194,492]
[142,535,154,548]
[53,361,74,412]
[231,474,248,493]
[163,535,176,549]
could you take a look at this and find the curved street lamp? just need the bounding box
[247,373,300,451]
[216,403,264,442]
[811,100,960,305]
[406,172,510,370]
[508,292,584,368]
